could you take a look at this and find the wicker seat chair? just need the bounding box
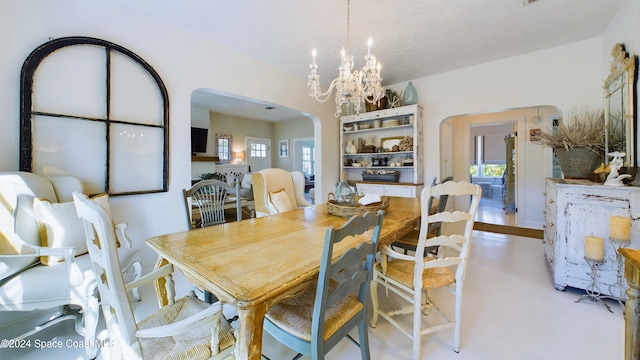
[263,211,384,360]
[73,192,236,359]
[370,181,481,360]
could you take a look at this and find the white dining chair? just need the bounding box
[73,192,236,359]
[370,181,481,360]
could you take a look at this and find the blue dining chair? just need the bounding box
[262,210,384,360]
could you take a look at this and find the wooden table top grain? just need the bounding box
[146,196,421,360]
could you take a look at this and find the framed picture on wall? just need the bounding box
[530,129,541,142]
[279,139,289,158]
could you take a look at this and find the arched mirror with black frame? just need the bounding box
[20,36,169,196]
[604,43,636,167]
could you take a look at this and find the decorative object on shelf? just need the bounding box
[605,151,632,186]
[334,173,355,206]
[631,168,640,186]
[401,81,418,105]
[306,0,385,117]
[362,170,400,182]
[593,162,610,183]
[399,136,413,151]
[537,107,605,179]
[345,140,358,154]
[386,89,400,108]
[381,119,400,127]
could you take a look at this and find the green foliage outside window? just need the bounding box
[469,164,506,177]
[482,164,506,177]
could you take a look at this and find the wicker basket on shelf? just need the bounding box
[327,193,389,218]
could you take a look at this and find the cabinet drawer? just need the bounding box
[384,185,415,198]
[356,184,385,196]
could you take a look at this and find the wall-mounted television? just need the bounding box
[191,127,208,154]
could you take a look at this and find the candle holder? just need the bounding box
[607,237,630,313]
[575,256,613,313]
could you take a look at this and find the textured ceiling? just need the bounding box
[121,0,625,120]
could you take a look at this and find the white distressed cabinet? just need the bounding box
[340,105,423,198]
[544,178,640,298]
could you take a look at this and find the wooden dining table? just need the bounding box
[146,196,421,360]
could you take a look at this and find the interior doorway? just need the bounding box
[441,105,561,230]
[469,122,517,226]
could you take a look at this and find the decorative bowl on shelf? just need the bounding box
[343,125,353,131]
[382,119,400,127]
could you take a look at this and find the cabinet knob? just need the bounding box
[548,198,554,204]
[548,258,553,264]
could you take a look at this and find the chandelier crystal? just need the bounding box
[307,0,385,117]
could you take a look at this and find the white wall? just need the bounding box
[0,0,337,269]
[386,38,605,228]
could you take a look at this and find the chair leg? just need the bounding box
[369,275,380,328]
[82,294,100,359]
[358,318,371,360]
[413,288,422,360]
[453,283,463,353]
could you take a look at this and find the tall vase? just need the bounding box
[554,147,601,179]
[402,81,418,105]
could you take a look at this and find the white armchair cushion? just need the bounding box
[0,254,96,310]
[268,188,296,214]
[33,194,114,265]
[33,199,88,265]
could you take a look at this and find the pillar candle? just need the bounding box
[609,216,631,241]
[584,236,604,260]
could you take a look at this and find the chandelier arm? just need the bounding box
[310,78,340,103]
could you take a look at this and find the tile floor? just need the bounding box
[0,230,624,359]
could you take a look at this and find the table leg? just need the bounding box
[235,303,267,360]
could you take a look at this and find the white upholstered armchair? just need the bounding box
[0,171,100,358]
[251,168,312,217]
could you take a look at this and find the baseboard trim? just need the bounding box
[473,222,543,239]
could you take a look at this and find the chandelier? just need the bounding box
[307,0,385,117]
